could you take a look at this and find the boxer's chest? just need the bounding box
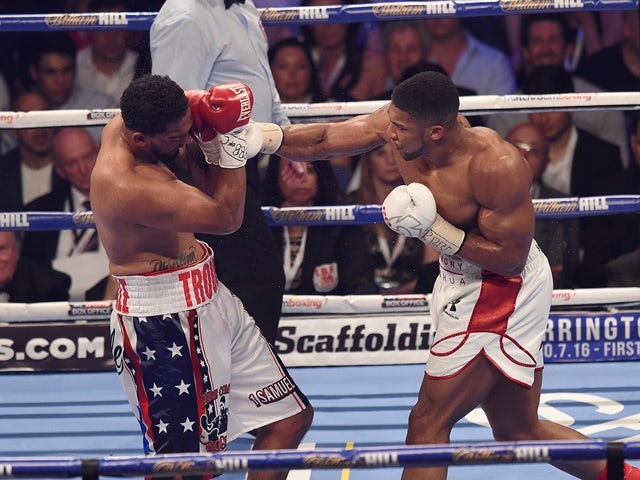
[403,163,479,230]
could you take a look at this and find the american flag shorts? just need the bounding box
[110,242,309,455]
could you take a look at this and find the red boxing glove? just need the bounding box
[187,83,254,135]
[185,89,217,142]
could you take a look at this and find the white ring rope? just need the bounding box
[0,92,638,129]
[1,288,638,323]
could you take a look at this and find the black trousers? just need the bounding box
[197,182,285,345]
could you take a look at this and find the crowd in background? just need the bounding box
[0,0,638,303]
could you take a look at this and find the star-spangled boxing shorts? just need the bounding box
[110,241,309,455]
[426,240,553,388]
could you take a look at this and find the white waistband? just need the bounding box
[439,240,545,280]
[113,242,219,317]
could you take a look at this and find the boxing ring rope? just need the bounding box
[1,285,638,323]
[0,439,637,478]
[0,0,636,34]
[0,194,636,233]
[1,4,639,480]
[1,91,638,131]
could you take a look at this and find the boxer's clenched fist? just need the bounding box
[243,121,284,158]
[185,83,254,167]
[382,183,466,255]
[186,82,253,135]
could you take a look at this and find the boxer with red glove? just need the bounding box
[185,82,254,168]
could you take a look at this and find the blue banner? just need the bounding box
[544,312,640,362]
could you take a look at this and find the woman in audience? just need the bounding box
[268,36,324,104]
[268,35,355,190]
[349,144,440,294]
[300,0,387,101]
[262,156,378,296]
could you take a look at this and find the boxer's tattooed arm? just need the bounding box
[149,246,198,271]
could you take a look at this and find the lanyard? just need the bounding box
[377,233,406,271]
[283,227,307,291]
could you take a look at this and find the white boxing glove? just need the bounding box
[243,121,284,158]
[209,122,283,167]
[382,183,466,255]
[191,131,248,168]
[217,130,249,168]
[190,130,221,166]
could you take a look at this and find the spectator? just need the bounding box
[379,20,430,96]
[300,0,387,101]
[423,17,517,96]
[518,13,575,82]
[21,128,112,301]
[262,157,378,296]
[267,34,355,189]
[27,31,118,143]
[267,36,355,187]
[75,0,139,104]
[150,0,288,346]
[505,122,579,288]
[268,36,323,104]
[523,65,627,287]
[422,17,516,130]
[0,231,71,303]
[493,13,631,167]
[606,110,640,287]
[0,90,62,211]
[349,143,440,294]
[504,11,612,74]
[576,9,639,94]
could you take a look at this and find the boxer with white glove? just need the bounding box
[382,183,466,256]
[185,82,254,168]
[215,120,283,166]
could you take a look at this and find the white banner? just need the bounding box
[274,313,433,367]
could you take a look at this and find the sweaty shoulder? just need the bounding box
[467,127,532,188]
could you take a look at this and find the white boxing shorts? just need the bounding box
[426,240,553,387]
[110,241,309,455]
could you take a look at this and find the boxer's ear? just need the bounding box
[131,132,148,147]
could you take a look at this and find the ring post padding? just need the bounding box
[80,459,99,480]
[606,442,625,480]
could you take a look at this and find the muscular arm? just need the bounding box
[92,121,245,238]
[278,106,390,161]
[458,151,535,276]
[182,144,246,233]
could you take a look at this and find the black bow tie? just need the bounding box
[225,0,245,8]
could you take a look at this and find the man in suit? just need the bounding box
[0,90,62,211]
[522,65,626,287]
[0,231,70,303]
[27,32,118,144]
[493,13,631,167]
[606,110,640,286]
[21,128,113,301]
[505,122,580,288]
